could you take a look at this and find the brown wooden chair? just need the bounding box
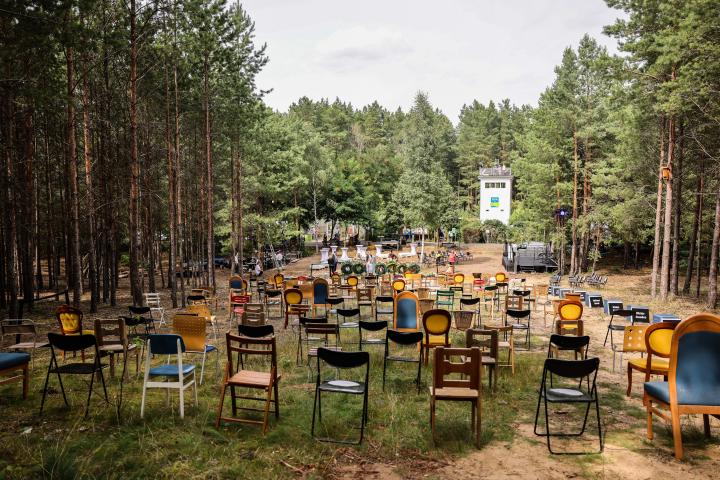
[466,328,498,391]
[94,318,138,379]
[216,332,279,434]
[242,304,266,327]
[1,319,48,368]
[453,310,474,331]
[357,287,374,318]
[422,309,452,364]
[419,298,436,316]
[429,346,482,447]
[486,325,515,374]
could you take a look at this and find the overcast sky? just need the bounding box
[242,0,623,123]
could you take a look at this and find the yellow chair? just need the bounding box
[283,288,309,329]
[612,325,648,372]
[173,314,218,385]
[495,272,507,283]
[186,304,218,340]
[422,309,452,364]
[55,305,93,360]
[392,278,406,296]
[627,321,676,397]
[273,273,284,289]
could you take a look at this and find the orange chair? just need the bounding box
[55,305,92,360]
[628,321,676,397]
[392,278,406,296]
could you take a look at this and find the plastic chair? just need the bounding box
[216,332,280,434]
[422,309,451,365]
[311,348,370,444]
[172,315,218,385]
[645,313,720,459]
[430,346,482,447]
[40,333,108,417]
[140,334,197,419]
[533,357,602,454]
[383,329,423,392]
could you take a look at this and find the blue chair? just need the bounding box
[141,334,197,419]
[0,352,30,399]
[645,313,720,459]
[312,278,330,316]
[394,291,420,331]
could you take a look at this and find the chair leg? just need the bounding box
[40,362,52,414]
[85,369,96,417]
[475,398,482,448]
[200,351,207,385]
[216,382,227,428]
[704,414,711,438]
[22,363,29,399]
[311,387,318,437]
[626,363,633,397]
[273,376,280,419]
[671,405,683,460]
[262,383,273,435]
[179,380,185,419]
[646,400,654,440]
[193,371,198,406]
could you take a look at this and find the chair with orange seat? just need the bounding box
[422,309,452,365]
[283,288,310,330]
[172,314,218,385]
[627,321,675,397]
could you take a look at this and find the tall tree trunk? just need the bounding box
[66,44,83,308]
[81,47,98,312]
[708,185,720,308]
[651,118,665,297]
[21,107,35,309]
[659,116,675,301]
[204,57,215,288]
[683,174,702,294]
[128,0,142,305]
[1,91,18,315]
[669,122,682,297]
[570,130,579,275]
[174,53,185,307]
[165,67,178,307]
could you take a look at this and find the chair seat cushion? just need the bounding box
[53,362,106,374]
[429,386,480,399]
[319,379,365,394]
[0,352,31,370]
[644,381,720,406]
[7,341,49,350]
[228,370,274,387]
[628,357,669,372]
[149,364,195,377]
[544,387,593,402]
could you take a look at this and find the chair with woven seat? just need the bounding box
[422,309,452,365]
[627,321,676,397]
[0,352,30,399]
[140,334,197,419]
[383,329,423,392]
[172,314,218,385]
[453,310,475,331]
[533,357,602,454]
[40,333,108,416]
[645,313,720,459]
[466,328,498,391]
[394,291,420,332]
[312,348,370,444]
[430,346,482,447]
[216,332,280,434]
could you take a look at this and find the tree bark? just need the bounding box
[669,122,682,297]
[81,44,98,312]
[204,56,215,288]
[66,43,83,308]
[683,174,702,294]
[708,186,720,308]
[651,118,665,297]
[659,116,675,301]
[128,0,142,306]
[569,130,579,275]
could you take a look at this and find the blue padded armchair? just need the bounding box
[645,313,720,460]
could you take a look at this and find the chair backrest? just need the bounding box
[230,294,251,306]
[226,332,277,375]
[244,303,264,314]
[187,304,212,320]
[317,347,369,371]
[172,314,207,352]
[564,293,582,303]
[543,357,599,382]
[94,318,129,348]
[312,278,329,305]
[392,278,406,294]
[238,324,275,338]
[359,319,387,332]
[148,334,186,355]
[337,308,360,321]
[1,319,37,339]
[505,295,524,311]
[495,272,507,283]
[622,325,648,353]
[55,305,83,335]
[229,275,247,291]
[386,329,423,346]
[419,298,435,315]
[466,328,498,360]
[242,309,266,327]
[555,319,584,336]
[47,332,96,352]
[129,306,151,316]
[330,273,341,286]
[453,273,465,285]
[505,308,531,322]
[558,300,583,321]
[416,287,430,300]
[394,291,420,331]
[460,297,480,309]
[670,313,720,405]
[453,310,474,330]
[548,334,589,355]
[144,292,161,308]
[273,273,284,289]
[375,295,393,309]
[645,321,677,360]
[187,294,207,305]
[284,288,303,306]
[347,275,359,287]
[357,287,373,303]
[423,309,452,345]
[433,346,481,391]
[436,290,454,303]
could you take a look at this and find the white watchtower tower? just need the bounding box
[478,164,512,225]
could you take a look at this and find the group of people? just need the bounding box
[326,250,377,275]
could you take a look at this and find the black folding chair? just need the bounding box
[358,320,387,351]
[383,329,423,392]
[505,309,532,349]
[548,334,590,360]
[40,333,109,417]
[533,357,603,454]
[459,297,481,327]
[311,348,370,444]
[603,308,632,346]
[375,295,394,321]
[128,306,157,334]
[297,316,328,365]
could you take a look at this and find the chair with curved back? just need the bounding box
[383,329,424,392]
[627,321,676,397]
[555,300,583,338]
[273,273,285,290]
[645,313,720,459]
[55,305,92,361]
[548,334,589,360]
[283,288,309,329]
[422,309,452,365]
[312,278,330,316]
[394,291,420,332]
[392,278,406,296]
[460,297,481,328]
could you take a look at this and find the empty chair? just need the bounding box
[186,294,207,305]
[186,303,218,341]
[375,295,394,321]
[604,308,633,346]
[480,285,498,319]
[627,321,676,397]
[172,314,218,385]
[305,323,341,367]
[40,333,108,417]
[466,328,499,391]
[263,286,283,318]
[394,291,420,332]
[229,294,251,325]
[216,332,280,434]
[94,318,139,378]
[392,278,406,296]
[610,325,647,372]
[336,308,361,336]
[356,287,374,318]
[144,293,166,326]
[429,346,482,447]
[242,304,266,327]
[0,351,30,399]
[383,329,424,392]
[297,316,329,365]
[645,313,720,459]
[533,357,602,454]
[312,278,330,316]
[422,309,452,365]
[358,320,387,351]
[460,297,481,327]
[0,319,48,365]
[436,290,454,310]
[141,334,198,419]
[506,309,532,350]
[548,334,589,360]
[284,288,310,330]
[453,310,475,331]
[419,298,436,316]
[311,348,370,444]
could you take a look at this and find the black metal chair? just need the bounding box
[311,347,370,444]
[40,333,108,417]
[358,320,387,351]
[128,305,156,334]
[375,295,394,321]
[336,308,360,344]
[326,296,345,322]
[533,357,602,454]
[238,324,275,338]
[297,316,328,365]
[603,308,632,347]
[548,334,590,360]
[383,329,424,393]
[505,309,532,349]
[460,297,481,327]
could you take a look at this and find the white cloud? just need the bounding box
[315,26,413,72]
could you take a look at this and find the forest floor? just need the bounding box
[1,243,719,479]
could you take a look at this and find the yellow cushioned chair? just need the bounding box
[627,321,675,397]
[422,309,452,364]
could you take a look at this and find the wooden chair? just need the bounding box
[0,352,30,399]
[628,321,676,397]
[172,314,218,385]
[357,287,374,318]
[645,313,720,459]
[611,325,647,372]
[429,346,482,447]
[422,309,452,364]
[216,332,279,434]
[419,298,435,316]
[453,310,475,331]
[55,305,91,361]
[394,291,420,332]
[284,288,309,329]
[242,304,266,327]
[466,328,498,391]
[187,303,219,340]
[488,325,515,374]
[94,318,138,379]
[1,319,48,367]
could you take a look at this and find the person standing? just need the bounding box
[328,251,338,275]
[366,253,375,276]
[448,249,457,274]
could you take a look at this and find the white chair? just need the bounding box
[140,334,197,419]
[144,293,166,326]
